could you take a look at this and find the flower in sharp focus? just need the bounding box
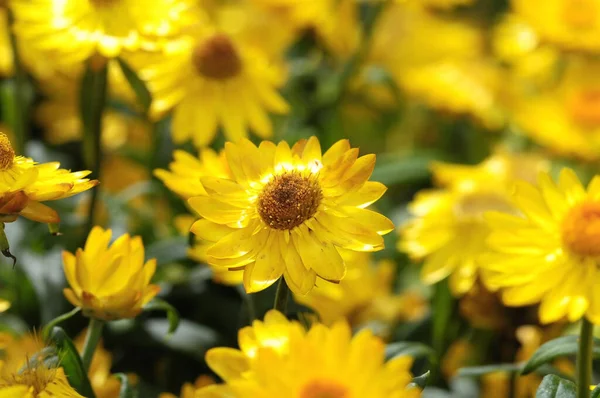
[0,132,98,224]
[11,0,199,63]
[62,226,160,320]
[188,136,394,294]
[197,310,421,398]
[482,168,600,324]
[133,25,289,147]
[399,151,549,296]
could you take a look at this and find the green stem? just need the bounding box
[7,9,29,154]
[273,278,290,315]
[80,58,108,236]
[577,318,594,398]
[81,318,104,372]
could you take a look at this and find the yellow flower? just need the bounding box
[0,133,98,224]
[296,251,427,328]
[62,226,160,320]
[512,0,600,52]
[133,26,289,147]
[198,311,421,398]
[399,152,549,296]
[159,375,216,398]
[458,283,507,330]
[509,57,600,160]
[11,0,198,62]
[441,340,473,380]
[188,137,394,294]
[482,168,600,324]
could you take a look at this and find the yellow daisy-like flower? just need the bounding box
[482,168,600,324]
[188,137,394,294]
[198,310,421,398]
[0,133,98,224]
[11,0,198,63]
[399,152,549,296]
[512,0,600,52]
[296,251,427,327]
[134,27,289,147]
[62,226,160,320]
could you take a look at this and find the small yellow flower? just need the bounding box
[159,376,216,398]
[133,26,289,147]
[482,168,600,324]
[0,132,98,224]
[512,0,600,52]
[197,311,421,398]
[296,251,427,328]
[62,226,160,320]
[399,152,548,296]
[11,0,198,62]
[188,137,394,294]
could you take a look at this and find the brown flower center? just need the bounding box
[192,34,242,81]
[562,201,600,257]
[0,133,15,170]
[567,89,600,127]
[562,0,598,30]
[301,380,348,398]
[257,172,322,230]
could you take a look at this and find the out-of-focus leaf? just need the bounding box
[458,363,523,377]
[372,151,441,185]
[385,342,436,362]
[143,298,180,335]
[592,384,600,398]
[80,60,108,170]
[535,374,576,398]
[145,236,188,266]
[115,373,138,398]
[431,279,453,356]
[143,319,219,361]
[47,327,96,398]
[117,58,152,112]
[42,307,81,340]
[409,371,430,389]
[522,335,600,374]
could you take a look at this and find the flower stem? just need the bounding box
[81,318,104,372]
[273,278,290,315]
[577,317,594,398]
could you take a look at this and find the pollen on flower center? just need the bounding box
[562,201,600,257]
[192,34,242,81]
[567,89,600,127]
[300,380,348,398]
[13,362,55,395]
[257,172,322,230]
[0,132,15,170]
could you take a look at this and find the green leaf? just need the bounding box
[591,384,600,398]
[371,150,442,185]
[143,298,180,335]
[535,374,576,398]
[47,327,96,398]
[458,363,523,377]
[117,58,152,112]
[408,371,430,389]
[42,307,81,340]
[522,335,600,374]
[115,373,138,398]
[385,342,436,362]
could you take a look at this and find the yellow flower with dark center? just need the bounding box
[133,26,289,147]
[399,152,549,296]
[512,0,600,52]
[62,226,160,320]
[188,137,393,294]
[197,310,421,398]
[0,132,98,224]
[482,168,600,323]
[11,0,198,63]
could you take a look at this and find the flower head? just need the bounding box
[188,137,393,294]
[482,168,600,323]
[0,132,97,224]
[197,310,421,398]
[63,226,160,320]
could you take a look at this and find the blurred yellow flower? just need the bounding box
[482,168,600,324]
[134,26,289,147]
[188,137,393,294]
[418,0,476,9]
[198,310,421,398]
[512,0,600,52]
[159,375,216,398]
[459,283,507,330]
[509,58,600,160]
[296,251,427,328]
[441,339,473,380]
[399,152,549,296]
[11,0,198,63]
[0,132,98,224]
[63,226,160,320]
